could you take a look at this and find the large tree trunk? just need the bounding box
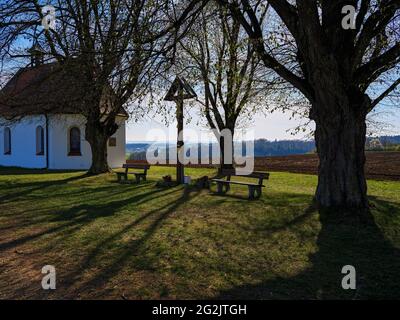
[313,91,370,213]
[219,126,235,173]
[85,121,111,175]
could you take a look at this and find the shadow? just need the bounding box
[2,166,398,300]
[0,168,207,298]
[0,172,91,203]
[63,186,201,294]
[214,201,400,299]
[0,167,87,176]
[237,204,316,234]
[0,185,173,252]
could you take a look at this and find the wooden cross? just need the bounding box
[164,77,197,184]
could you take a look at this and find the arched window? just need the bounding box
[36,126,44,155]
[69,127,81,156]
[4,127,11,155]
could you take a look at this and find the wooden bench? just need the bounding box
[116,164,150,183]
[211,170,269,199]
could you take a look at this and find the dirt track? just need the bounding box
[254,152,400,181]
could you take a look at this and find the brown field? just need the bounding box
[128,151,400,181]
[254,151,400,181]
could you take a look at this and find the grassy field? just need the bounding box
[0,166,399,299]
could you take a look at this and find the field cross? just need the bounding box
[164,77,197,184]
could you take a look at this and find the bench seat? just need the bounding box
[116,164,150,183]
[211,170,269,199]
[211,179,265,187]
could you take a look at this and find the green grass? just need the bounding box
[0,166,399,299]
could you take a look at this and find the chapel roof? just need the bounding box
[0,61,128,118]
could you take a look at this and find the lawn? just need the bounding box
[0,166,399,299]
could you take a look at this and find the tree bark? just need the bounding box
[85,121,112,175]
[313,93,370,213]
[219,126,235,173]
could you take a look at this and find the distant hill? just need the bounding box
[254,139,315,156]
[377,135,400,144]
[126,135,400,160]
[126,142,152,153]
[126,139,315,160]
[366,135,400,151]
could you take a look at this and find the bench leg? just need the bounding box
[254,186,262,199]
[248,186,256,199]
[134,174,147,183]
[117,174,127,182]
[216,182,230,194]
[134,174,140,183]
[224,184,230,193]
[216,182,224,194]
[248,186,262,199]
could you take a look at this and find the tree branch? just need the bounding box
[216,0,313,100]
[265,0,299,38]
[353,0,400,68]
[370,77,400,109]
[356,42,400,88]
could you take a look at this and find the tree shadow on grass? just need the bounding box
[0,180,196,299]
[0,184,175,252]
[0,172,91,203]
[0,183,156,233]
[0,167,86,176]
[62,186,202,295]
[214,199,400,300]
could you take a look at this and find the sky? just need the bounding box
[126,109,306,143]
[126,107,400,143]
[5,14,399,143]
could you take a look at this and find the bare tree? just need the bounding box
[0,0,206,174]
[176,2,281,170]
[214,0,400,216]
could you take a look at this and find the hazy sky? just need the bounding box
[126,107,400,143]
